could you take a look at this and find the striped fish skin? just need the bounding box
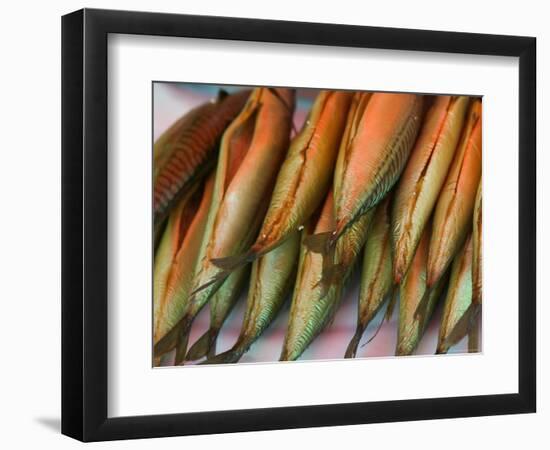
[437,234,474,354]
[211,90,353,276]
[396,225,447,356]
[203,230,301,365]
[427,99,482,288]
[252,90,353,255]
[153,175,214,345]
[345,197,393,358]
[153,89,250,225]
[155,88,295,364]
[280,192,374,361]
[333,93,423,242]
[392,96,470,284]
[472,180,482,306]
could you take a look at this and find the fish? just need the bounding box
[437,234,474,354]
[153,175,215,347]
[185,265,249,361]
[344,196,393,358]
[202,230,301,365]
[210,90,353,273]
[306,92,423,287]
[426,99,482,288]
[280,191,374,361]
[396,223,448,356]
[391,96,470,284]
[154,89,250,227]
[441,180,483,350]
[154,87,295,364]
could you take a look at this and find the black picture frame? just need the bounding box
[62,8,536,442]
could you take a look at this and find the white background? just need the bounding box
[0,0,546,448]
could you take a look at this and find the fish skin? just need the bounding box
[280,191,374,361]
[202,230,301,365]
[155,88,295,364]
[392,96,470,284]
[332,93,423,243]
[437,234,474,354]
[472,179,482,306]
[396,224,448,356]
[185,265,248,361]
[153,89,250,225]
[427,99,482,288]
[345,196,393,358]
[211,90,353,272]
[153,175,215,346]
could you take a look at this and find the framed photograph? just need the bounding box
[62,8,536,442]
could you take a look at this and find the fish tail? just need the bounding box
[153,320,182,358]
[210,250,256,272]
[201,345,248,365]
[441,303,482,352]
[189,270,231,297]
[171,318,193,366]
[303,231,335,254]
[185,327,220,362]
[384,285,399,322]
[344,325,365,358]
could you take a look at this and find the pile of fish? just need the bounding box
[153,87,482,366]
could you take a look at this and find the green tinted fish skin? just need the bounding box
[345,197,393,358]
[280,192,374,361]
[427,100,482,288]
[185,265,249,361]
[153,180,206,345]
[332,93,423,243]
[396,225,448,356]
[437,234,474,354]
[155,88,295,364]
[391,96,470,284]
[203,230,301,365]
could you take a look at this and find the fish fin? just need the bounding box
[189,271,230,297]
[153,321,182,358]
[210,250,255,272]
[360,299,392,349]
[344,326,365,358]
[414,286,432,320]
[384,286,399,322]
[173,319,193,365]
[201,346,247,365]
[303,231,334,254]
[185,328,219,362]
[441,303,482,352]
[314,263,345,297]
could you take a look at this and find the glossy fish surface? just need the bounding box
[392,96,470,284]
[427,99,482,288]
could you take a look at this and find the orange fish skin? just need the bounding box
[392,96,470,284]
[153,90,250,225]
[427,99,482,288]
[472,179,482,306]
[153,175,215,346]
[333,92,423,243]
[155,88,295,364]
